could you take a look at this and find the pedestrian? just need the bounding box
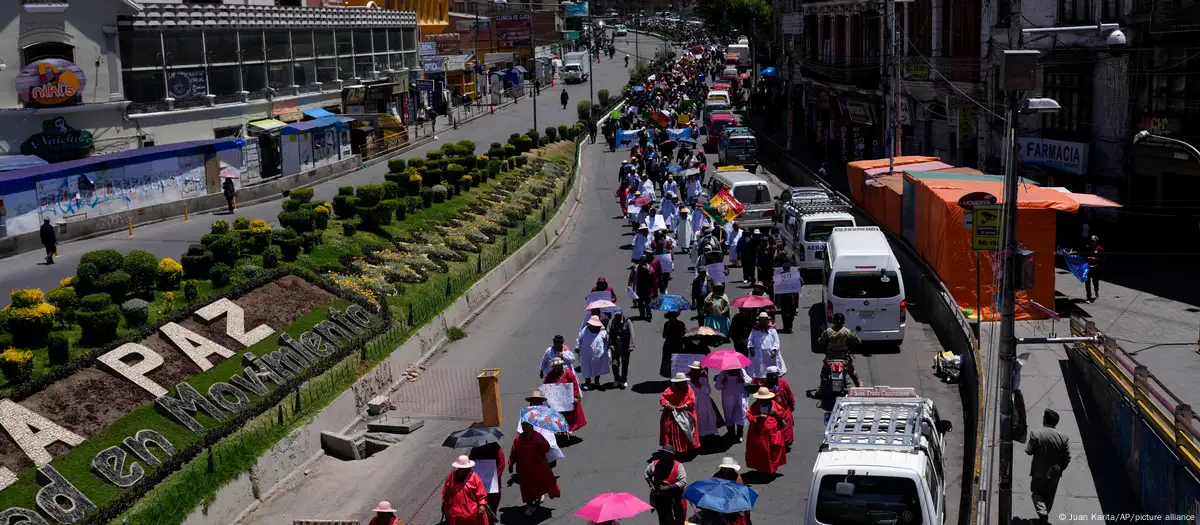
[663,175,680,199]
[575,316,610,390]
[741,230,760,283]
[539,335,577,378]
[518,391,565,464]
[510,421,561,516]
[702,283,731,334]
[632,224,651,262]
[715,368,750,442]
[753,366,795,451]
[543,357,587,432]
[712,457,742,483]
[660,311,687,378]
[367,501,403,525]
[429,107,439,132]
[588,119,598,144]
[757,235,777,295]
[645,446,688,525]
[534,78,541,96]
[744,387,787,475]
[774,259,799,333]
[222,177,236,214]
[629,254,660,321]
[727,223,743,266]
[607,310,635,389]
[687,361,723,440]
[561,89,569,110]
[678,207,693,252]
[1026,409,1070,524]
[651,230,674,293]
[39,218,56,265]
[1085,235,1103,302]
[468,442,505,512]
[660,373,701,455]
[727,308,753,357]
[591,276,619,302]
[442,456,490,525]
[746,312,785,378]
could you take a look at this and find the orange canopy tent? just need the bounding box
[845,156,942,204]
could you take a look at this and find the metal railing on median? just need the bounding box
[1070,316,1200,474]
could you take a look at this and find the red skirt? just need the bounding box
[564,401,588,431]
[658,410,700,453]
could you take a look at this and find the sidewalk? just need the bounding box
[982,319,1140,524]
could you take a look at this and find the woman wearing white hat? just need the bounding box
[744,387,787,475]
[441,455,490,525]
[712,457,743,484]
[745,312,785,379]
[687,361,722,439]
[576,315,611,390]
[367,501,401,525]
[714,366,750,442]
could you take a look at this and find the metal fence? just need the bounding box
[390,367,484,420]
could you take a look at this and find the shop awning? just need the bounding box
[0,155,49,173]
[511,66,528,74]
[303,108,336,119]
[864,161,952,177]
[275,109,304,123]
[1046,187,1122,208]
[248,119,288,132]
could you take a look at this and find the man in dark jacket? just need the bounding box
[222,178,236,213]
[39,219,56,265]
[1026,409,1071,524]
[607,310,635,388]
[742,229,761,283]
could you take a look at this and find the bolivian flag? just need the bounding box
[701,188,744,226]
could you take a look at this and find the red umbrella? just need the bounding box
[731,295,774,309]
[700,350,752,371]
[631,195,653,206]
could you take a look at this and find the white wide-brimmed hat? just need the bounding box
[752,387,776,400]
[717,457,742,472]
[671,372,688,382]
[452,455,476,469]
[587,315,604,327]
[688,360,703,370]
[373,501,397,514]
[550,357,566,366]
[757,312,771,320]
[766,366,780,375]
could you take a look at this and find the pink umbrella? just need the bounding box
[585,299,618,311]
[630,195,653,206]
[575,493,653,523]
[700,350,752,371]
[731,295,774,309]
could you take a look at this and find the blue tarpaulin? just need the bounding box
[302,108,336,119]
[667,128,693,140]
[0,155,49,173]
[1056,249,1089,282]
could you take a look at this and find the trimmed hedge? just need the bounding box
[122,249,159,298]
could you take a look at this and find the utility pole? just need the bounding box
[883,0,900,175]
[530,8,537,132]
[635,0,640,65]
[587,0,595,111]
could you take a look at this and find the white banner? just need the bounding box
[656,253,674,273]
[706,263,726,283]
[670,353,707,376]
[774,268,803,294]
[627,286,639,301]
[539,383,575,412]
[586,291,612,304]
[473,459,500,493]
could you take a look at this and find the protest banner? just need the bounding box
[539,383,575,412]
[656,253,674,273]
[706,263,726,283]
[670,353,707,376]
[587,291,612,304]
[774,268,803,294]
[473,459,500,493]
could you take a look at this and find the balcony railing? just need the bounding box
[902,56,981,83]
[799,56,884,91]
[127,83,346,115]
[23,0,68,13]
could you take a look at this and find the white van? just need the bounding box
[706,89,731,106]
[823,227,905,342]
[781,201,857,270]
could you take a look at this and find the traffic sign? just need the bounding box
[971,204,1001,250]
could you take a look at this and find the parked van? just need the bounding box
[705,112,738,149]
[781,199,857,270]
[709,167,782,229]
[823,227,906,343]
[717,127,757,172]
[706,90,731,106]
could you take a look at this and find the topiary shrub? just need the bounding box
[396,202,407,221]
[282,199,303,212]
[424,169,444,187]
[558,124,570,141]
[488,159,503,176]
[157,257,184,290]
[122,249,159,298]
[598,89,611,107]
[502,144,517,158]
[80,249,124,274]
[241,265,264,279]
[343,220,358,237]
[408,158,426,171]
[338,186,355,196]
[383,180,401,200]
[426,150,444,161]
[490,141,502,149]
[209,263,232,287]
[7,289,55,349]
[278,209,315,233]
[520,136,535,152]
[208,234,240,264]
[95,270,131,302]
[0,349,34,385]
[387,157,407,172]
[333,192,357,219]
[249,219,272,252]
[262,244,282,268]
[526,129,540,144]
[289,187,315,203]
[76,262,100,296]
[181,244,214,279]
[488,145,505,159]
[431,185,448,203]
[46,332,70,364]
[508,133,523,147]
[211,220,230,234]
[421,188,434,208]
[379,200,400,226]
[457,140,476,155]
[183,279,200,301]
[120,298,151,327]
[313,203,332,229]
[576,100,592,122]
[300,231,323,253]
[276,228,301,262]
[545,127,558,142]
[407,171,423,195]
[355,185,386,229]
[46,286,77,324]
[446,164,466,186]
[77,293,119,345]
[459,175,474,191]
[233,217,251,230]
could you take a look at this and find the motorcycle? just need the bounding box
[821,358,854,407]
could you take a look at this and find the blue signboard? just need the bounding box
[423,60,445,74]
[419,42,437,57]
[415,80,436,93]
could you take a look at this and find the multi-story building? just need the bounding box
[2,0,427,166]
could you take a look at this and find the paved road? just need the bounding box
[0,35,669,304]
[240,112,966,524]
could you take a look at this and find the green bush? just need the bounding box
[338,186,355,196]
[209,263,232,287]
[181,244,214,279]
[0,349,34,385]
[77,293,119,345]
[289,187,315,203]
[395,202,407,221]
[356,184,385,206]
[426,150,444,161]
[332,193,357,219]
[157,257,184,290]
[120,298,151,327]
[276,229,301,262]
[379,200,400,226]
[441,143,462,156]
[459,175,473,190]
[80,249,124,274]
[431,185,448,203]
[405,196,423,213]
[300,231,323,253]
[458,154,477,170]
[457,140,476,155]
[423,169,443,187]
[313,204,331,230]
[508,133,523,147]
[262,244,281,268]
[518,136,534,152]
[183,279,200,301]
[545,127,558,142]
[278,209,315,233]
[488,159,503,175]
[421,188,434,208]
[282,199,303,212]
[598,89,611,107]
[76,262,99,296]
[200,233,225,248]
[526,129,540,145]
[47,332,70,364]
[502,144,516,158]
[558,124,570,141]
[241,265,264,279]
[233,217,251,230]
[343,221,358,236]
[490,141,502,149]
[446,164,466,185]
[576,100,592,122]
[383,172,409,193]
[408,158,426,170]
[46,286,77,322]
[208,234,240,264]
[383,180,401,200]
[487,146,504,159]
[122,249,159,298]
[387,157,407,172]
[95,270,131,302]
[211,220,230,234]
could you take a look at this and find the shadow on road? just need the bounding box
[632,380,670,394]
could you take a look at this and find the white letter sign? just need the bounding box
[160,322,235,371]
[0,400,85,467]
[194,298,275,348]
[97,343,168,398]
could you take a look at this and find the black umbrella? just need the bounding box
[442,427,504,449]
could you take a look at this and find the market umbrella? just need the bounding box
[683,326,731,346]
[519,405,569,433]
[585,299,618,311]
[442,427,503,449]
[700,349,752,371]
[683,478,759,513]
[649,294,692,312]
[575,493,653,522]
[759,67,778,77]
[631,195,653,206]
[731,295,774,309]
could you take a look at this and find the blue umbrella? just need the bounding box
[759,67,778,77]
[677,137,698,144]
[632,86,647,92]
[683,478,759,513]
[520,405,569,433]
[649,294,692,312]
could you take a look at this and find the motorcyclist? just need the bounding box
[817,313,862,391]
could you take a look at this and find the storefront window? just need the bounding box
[338,58,355,80]
[336,30,353,56]
[208,66,241,95]
[354,30,373,55]
[205,31,239,64]
[388,29,404,52]
[124,70,165,102]
[164,32,205,66]
[239,31,265,62]
[317,58,338,83]
[293,30,314,58]
[404,52,418,69]
[315,31,336,57]
[243,64,267,92]
[402,28,416,50]
[355,56,377,79]
[390,53,404,69]
[266,31,292,61]
[295,60,317,86]
[373,30,388,55]
[268,62,293,88]
[22,42,74,65]
[121,32,164,69]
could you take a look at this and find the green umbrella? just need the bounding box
[610,109,623,119]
